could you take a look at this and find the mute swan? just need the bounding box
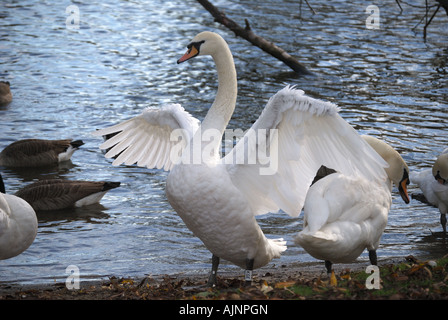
[0,174,38,260]
[0,139,84,167]
[93,31,388,286]
[0,81,12,106]
[411,148,448,233]
[15,180,121,211]
[295,135,410,274]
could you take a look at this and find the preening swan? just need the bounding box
[93,31,388,286]
[15,180,121,212]
[295,135,410,274]
[0,139,84,167]
[0,174,38,260]
[411,148,448,233]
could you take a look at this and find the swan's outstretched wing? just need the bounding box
[224,86,388,217]
[93,104,200,171]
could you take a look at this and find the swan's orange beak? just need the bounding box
[399,178,410,204]
[177,46,199,64]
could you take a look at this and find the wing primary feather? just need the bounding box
[94,105,199,171]
[106,130,139,160]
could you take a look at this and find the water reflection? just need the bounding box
[2,162,77,183]
[36,204,111,224]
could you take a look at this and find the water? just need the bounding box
[0,0,447,285]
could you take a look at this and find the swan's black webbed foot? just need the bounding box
[369,250,378,265]
[441,214,447,234]
[324,260,332,275]
[244,258,254,286]
[206,254,220,287]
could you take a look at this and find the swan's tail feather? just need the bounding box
[295,231,336,245]
[294,231,343,262]
[268,238,287,258]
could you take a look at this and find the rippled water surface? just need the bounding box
[0,0,447,285]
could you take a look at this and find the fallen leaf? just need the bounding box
[274,281,296,289]
[260,281,273,294]
[395,275,409,281]
[340,274,351,280]
[330,271,337,286]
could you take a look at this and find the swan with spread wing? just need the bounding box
[93,31,388,286]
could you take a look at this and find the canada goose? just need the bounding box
[0,139,84,167]
[0,81,12,106]
[15,179,121,211]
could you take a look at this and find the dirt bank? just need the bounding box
[1,256,447,301]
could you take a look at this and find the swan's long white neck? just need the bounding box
[196,41,237,162]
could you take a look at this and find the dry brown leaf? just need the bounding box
[330,271,338,286]
[274,281,296,289]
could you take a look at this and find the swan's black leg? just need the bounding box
[207,254,220,287]
[244,258,254,286]
[441,214,447,234]
[369,250,378,265]
[324,260,332,274]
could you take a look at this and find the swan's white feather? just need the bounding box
[225,86,388,217]
[93,104,200,171]
[295,135,409,266]
[0,192,38,260]
[411,168,448,213]
[295,173,390,263]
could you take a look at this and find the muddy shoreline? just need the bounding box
[0,258,405,300]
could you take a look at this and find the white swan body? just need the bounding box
[296,173,390,264]
[295,135,409,272]
[94,31,388,285]
[0,175,38,260]
[411,148,448,232]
